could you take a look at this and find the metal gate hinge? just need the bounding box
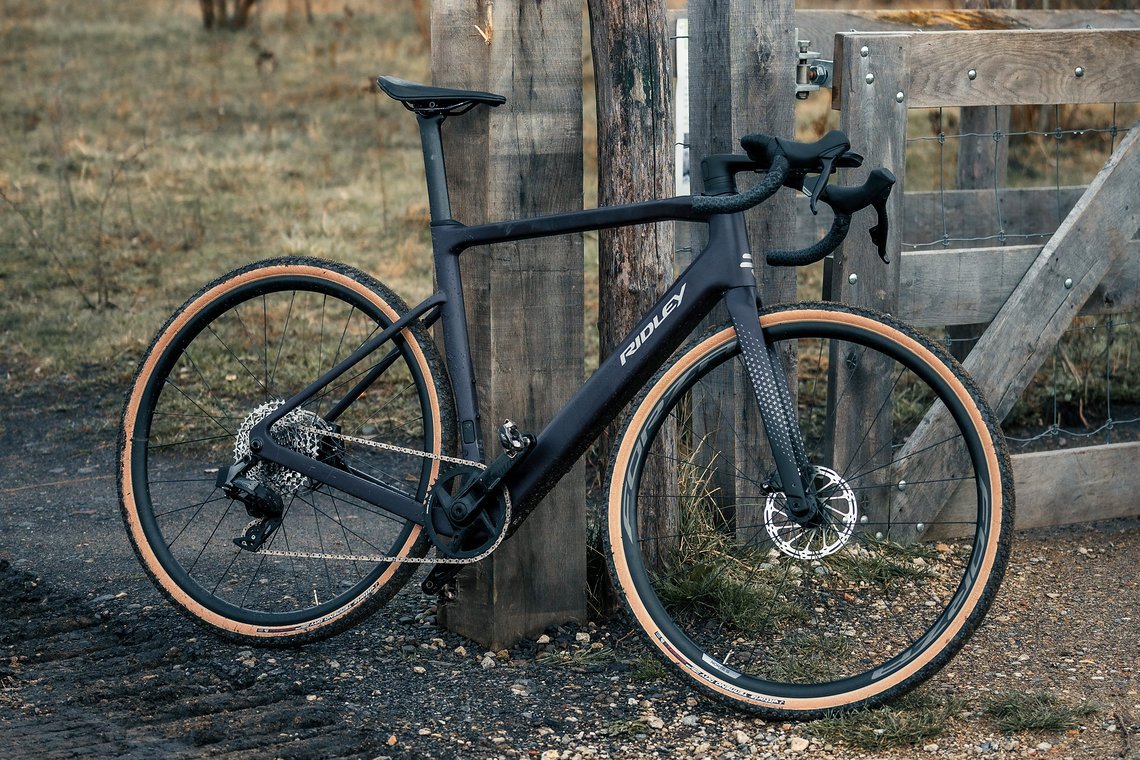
[795,29,833,100]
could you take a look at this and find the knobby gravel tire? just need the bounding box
[119,257,455,645]
[606,302,1014,718]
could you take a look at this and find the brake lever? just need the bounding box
[805,149,864,214]
[866,171,895,264]
[807,156,836,214]
[870,197,890,264]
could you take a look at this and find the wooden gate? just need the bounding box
[819,21,1140,536]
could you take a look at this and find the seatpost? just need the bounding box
[416,115,453,223]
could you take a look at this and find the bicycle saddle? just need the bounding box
[376,75,506,116]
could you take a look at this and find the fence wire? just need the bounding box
[904,103,1139,449]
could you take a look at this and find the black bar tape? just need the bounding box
[691,156,789,216]
[765,214,851,267]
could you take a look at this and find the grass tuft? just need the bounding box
[981,690,1101,733]
[808,690,967,749]
[630,655,668,682]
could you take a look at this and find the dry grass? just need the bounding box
[1,0,433,385]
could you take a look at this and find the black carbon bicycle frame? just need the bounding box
[251,114,812,533]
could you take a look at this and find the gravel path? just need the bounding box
[1,375,1136,759]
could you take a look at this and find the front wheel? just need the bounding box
[119,257,455,645]
[606,302,1013,717]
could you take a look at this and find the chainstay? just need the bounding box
[255,425,510,565]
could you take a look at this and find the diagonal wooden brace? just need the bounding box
[891,120,1140,537]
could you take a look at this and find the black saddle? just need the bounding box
[376,75,506,117]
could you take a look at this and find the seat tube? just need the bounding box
[723,286,813,514]
[415,114,486,461]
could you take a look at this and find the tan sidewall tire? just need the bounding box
[607,304,1010,715]
[119,259,448,641]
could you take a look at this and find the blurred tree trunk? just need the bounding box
[200,0,259,30]
[587,0,678,582]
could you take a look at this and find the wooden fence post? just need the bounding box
[432,0,586,649]
[949,0,1014,361]
[828,32,909,535]
[689,0,798,543]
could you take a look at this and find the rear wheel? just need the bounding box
[607,302,1013,717]
[119,257,454,644]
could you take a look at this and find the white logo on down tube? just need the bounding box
[619,284,686,366]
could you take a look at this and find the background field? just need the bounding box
[1,0,439,388]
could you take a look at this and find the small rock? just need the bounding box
[454,645,467,657]
[1036,741,1052,751]
[540,751,560,760]
[680,714,699,726]
[537,634,552,645]
[412,665,426,674]
[734,729,751,745]
[789,736,810,753]
[480,655,496,669]
[646,715,665,730]
[575,632,591,644]
[386,735,397,746]
[923,743,939,752]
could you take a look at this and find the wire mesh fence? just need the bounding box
[903,102,1139,450]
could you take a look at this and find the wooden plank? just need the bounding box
[834,30,1140,110]
[688,0,799,544]
[927,442,1140,539]
[906,30,1140,108]
[898,241,1140,325]
[892,120,1140,535]
[433,0,586,650]
[950,0,1012,362]
[795,9,1140,48]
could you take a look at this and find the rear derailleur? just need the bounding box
[215,458,285,552]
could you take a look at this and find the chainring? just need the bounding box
[425,465,508,560]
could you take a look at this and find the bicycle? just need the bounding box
[118,75,1014,718]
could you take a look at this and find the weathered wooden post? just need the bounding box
[587,0,677,575]
[827,31,909,535]
[688,0,798,541]
[949,0,1014,361]
[432,0,587,648]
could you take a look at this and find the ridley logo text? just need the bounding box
[619,284,686,366]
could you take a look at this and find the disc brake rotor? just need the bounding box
[764,465,858,560]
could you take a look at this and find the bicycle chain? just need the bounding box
[255,424,510,565]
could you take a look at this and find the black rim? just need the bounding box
[619,312,998,701]
[129,268,436,627]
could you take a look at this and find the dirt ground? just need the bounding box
[0,374,1137,759]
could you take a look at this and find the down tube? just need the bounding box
[502,226,752,517]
